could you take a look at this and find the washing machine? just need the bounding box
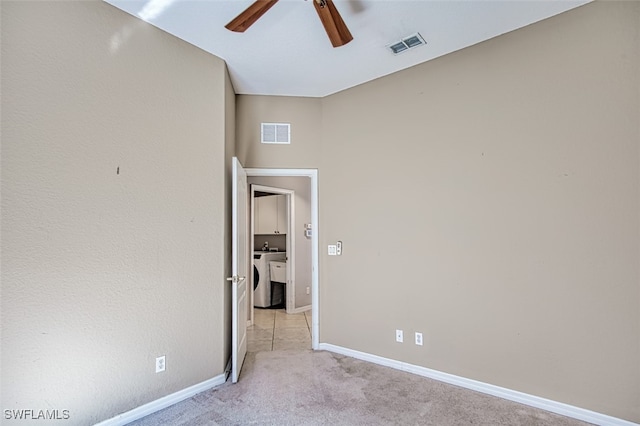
[253,252,286,308]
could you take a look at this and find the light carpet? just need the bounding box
[129,349,591,425]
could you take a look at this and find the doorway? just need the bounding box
[245,168,319,350]
[250,185,295,314]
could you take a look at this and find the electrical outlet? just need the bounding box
[155,355,166,373]
[415,332,423,346]
[306,286,310,295]
[328,245,337,256]
[395,329,403,343]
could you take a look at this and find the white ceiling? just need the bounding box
[104,0,591,97]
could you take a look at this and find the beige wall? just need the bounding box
[1,1,233,424]
[236,96,322,169]
[237,1,640,422]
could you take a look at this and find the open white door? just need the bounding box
[230,157,248,383]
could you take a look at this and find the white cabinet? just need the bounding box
[255,195,286,234]
[256,195,276,234]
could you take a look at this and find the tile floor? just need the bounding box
[247,308,312,352]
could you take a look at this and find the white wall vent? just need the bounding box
[261,123,291,144]
[387,32,426,55]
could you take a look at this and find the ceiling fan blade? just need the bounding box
[225,0,279,33]
[313,0,353,48]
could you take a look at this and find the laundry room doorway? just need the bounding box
[245,168,319,350]
[250,185,295,313]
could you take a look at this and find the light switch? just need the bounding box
[328,245,337,256]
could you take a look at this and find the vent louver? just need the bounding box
[388,33,426,55]
[261,123,291,144]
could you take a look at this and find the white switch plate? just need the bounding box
[328,245,337,255]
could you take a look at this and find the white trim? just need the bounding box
[246,168,319,351]
[94,374,227,426]
[249,186,256,325]
[286,194,295,313]
[318,344,638,426]
[288,304,311,314]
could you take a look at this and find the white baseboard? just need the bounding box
[288,304,311,314]
[318,343,637,426]
[94,373,227,426]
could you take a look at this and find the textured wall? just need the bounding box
[236,96,322,169]
[236,1,640,422]
[1,1,231,424]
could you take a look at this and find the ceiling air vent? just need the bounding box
[388,32,426,55]
[261,123,290,144]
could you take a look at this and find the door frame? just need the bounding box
[245,168,319,350]
[250,185,295,314]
